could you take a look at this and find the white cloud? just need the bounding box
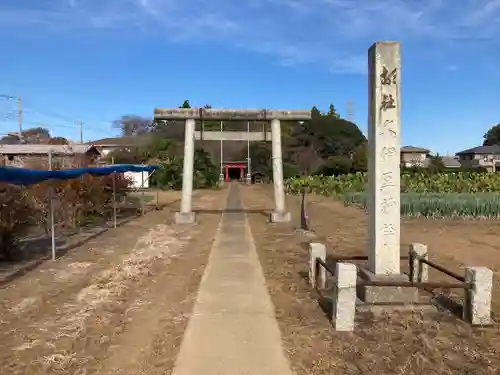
[0,0,499,73]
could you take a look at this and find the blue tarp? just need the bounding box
[0,164,159,186]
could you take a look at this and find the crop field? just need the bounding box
[286,172,500,218]
[343,192,500,218]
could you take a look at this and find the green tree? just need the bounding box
[483,123,500,146]
[427,153,445,172]
[152,148,218,190]
[315,155,353,175]
[351,142,368,172]
[193,148,219,188]
[327,104,340,118]
[248,142,272,177]
[0,127,52,144]
[179,100,191,108]
[311,106,322,118]
[302,114,366,159]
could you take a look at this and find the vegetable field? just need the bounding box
[285,173,500,218]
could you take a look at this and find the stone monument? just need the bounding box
[357,41,419,304]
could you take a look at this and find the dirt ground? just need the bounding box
[0,188,227,375]
[241,184,500,375]
[0,189,182,290]
[4,183,500,375]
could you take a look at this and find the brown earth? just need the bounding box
[240,184,500,375]
[0,188,226,375]
[3,183,500,375]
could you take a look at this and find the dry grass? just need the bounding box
[10,224,188,373]
[241,184,500,375]
[0,188,227,375]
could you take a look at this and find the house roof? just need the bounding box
[0,144,99,155]
[400,146,430,153]
[455,145,500,155]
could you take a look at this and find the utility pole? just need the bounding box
[347,100,353,122]
[17,95,22,137]
[79,121,83,143]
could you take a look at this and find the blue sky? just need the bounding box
[0,0,499,155]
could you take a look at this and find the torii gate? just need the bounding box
[153,108,311,224]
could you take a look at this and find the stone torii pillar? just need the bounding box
[175,118,196,224]
[270,118,290,222]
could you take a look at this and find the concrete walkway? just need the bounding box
[171,184,294,375]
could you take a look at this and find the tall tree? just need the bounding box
[311,106,322,118]
[0,127,51,144]
[113,115,151,136]
[302,114,366,158]
[483,124,500,146]
[327,104,340,118]
[351,142,368,172]
[179,100,191,108]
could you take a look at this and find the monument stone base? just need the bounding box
[355,268,437,314]
[175,211,196,224]
[357,268,420,304]
[270,211,291,223]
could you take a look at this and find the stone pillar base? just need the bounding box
[175,211,196,224]
[219,173,225,186]
[357,268,420,304]
[270,211,291,223]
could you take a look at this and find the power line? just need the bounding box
[0,93,118,139]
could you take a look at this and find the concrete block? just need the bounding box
[175,211,196,224]
[409,243,428,283]
[333,262,357,331]
[464,266,493,326]
[308,243,326,289]
[270,211,291,223]
[357,268,420,304]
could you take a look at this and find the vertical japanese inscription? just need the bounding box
[379,119,397,138]
[378,64,399,212]
[380,66,397,85]
[378,59,399,254]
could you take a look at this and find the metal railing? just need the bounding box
[314,256,471,291]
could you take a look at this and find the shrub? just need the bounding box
[0,173,132,260]
[0,184,32,260]
[152,148,219,190]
